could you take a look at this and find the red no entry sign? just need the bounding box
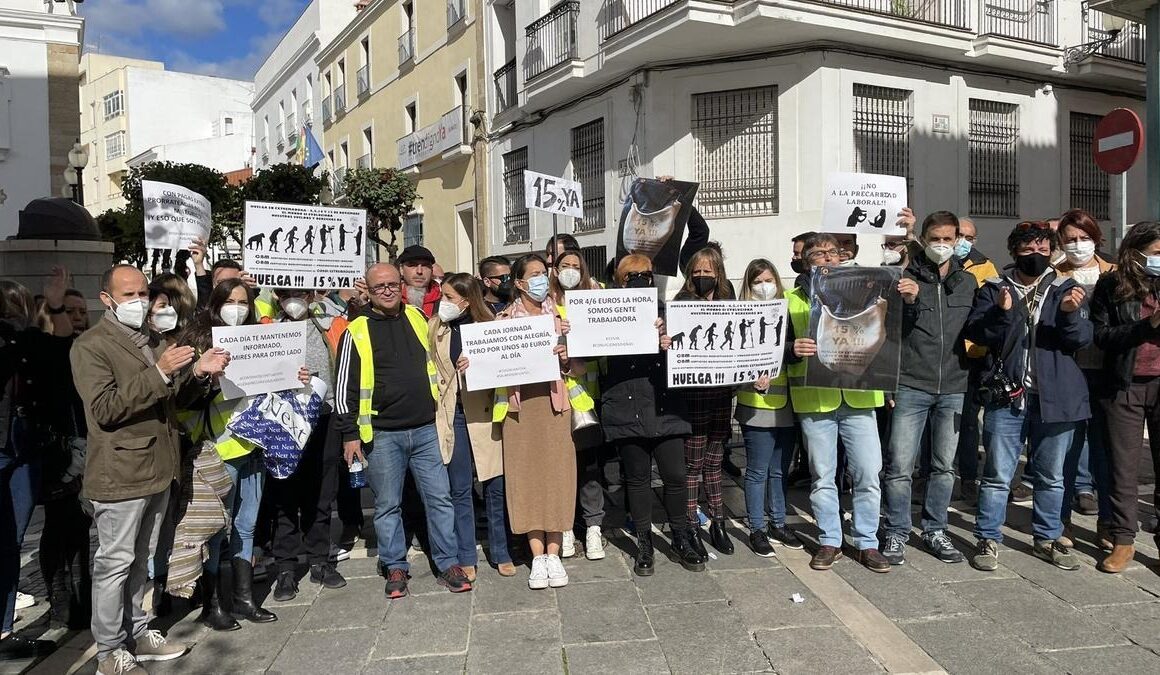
[1092,108,1143,175]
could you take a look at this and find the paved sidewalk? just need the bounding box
[22,474,1160,675]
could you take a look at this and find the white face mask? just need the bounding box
[281,297,309,320]
[924,242,954,265]
[219,304,248,326]
[108,297,147,330]
[750,281,777,301]
[151,306,179,333]
[557,268,582,290]
[437,301,465,323]
[882,249,903,266]
[815,297,888,377]
[1063,240,1096,267]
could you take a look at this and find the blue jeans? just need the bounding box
[977,395,1076,543]
[740,425,794,531]
[0,445,39,633]
[366,424,458,573]
[206,453,265,573]
[447,407,512,566]
[799,405,882,550]
[884,386,964,537]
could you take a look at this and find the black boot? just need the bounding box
[198,572,240,632]
[671,529,707,572]
[633,529,655,577]
[152,577,172,617]
[230,559,277,623]
[688,524,709,560]
[709,519,734,555]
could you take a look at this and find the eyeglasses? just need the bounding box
[1016,221,1051,232]
[625,271,654,283]
[880,242,907,251]
[486,274,511,283]
[806,249,840,261]
[368,282,402,295]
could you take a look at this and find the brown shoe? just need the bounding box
[462,565,476,583]
[1057,524,1074,549]
[1098,544,1135,574]
[1096,521,1114,552]
[809,545,843,570]
[496,562,518,577]
[856,548,891,573]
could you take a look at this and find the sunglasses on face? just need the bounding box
[486,274,511,283]
[1016,220,1052,232]
[625,271,654,283]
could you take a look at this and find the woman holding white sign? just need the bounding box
[428,274,514,581]
[491,254,581,590]
[736,260,803,558]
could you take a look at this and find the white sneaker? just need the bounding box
[528,555,550,590]
[329,544,351,562]
[14,591,34,610]
[545,554,569,588]
[561,530,576,558]
[585,526,605,560]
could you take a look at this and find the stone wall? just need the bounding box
[47,43,81,201]
[0,238,114,312]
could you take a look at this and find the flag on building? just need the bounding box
[304,126,325,169]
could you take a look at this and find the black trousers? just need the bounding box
[38,496,91,627]
[618,436,688,533]
[269,415,341,570]
[1101,377,1160,546]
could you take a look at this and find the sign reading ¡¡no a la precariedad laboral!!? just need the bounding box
[141,180,212,251]
[820,172,908,236]
[565,287,659,357]
[665,301,788,388]
[243,201,367,290]
[460,315,562,392]
[212,322,309,400]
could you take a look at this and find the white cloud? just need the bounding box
[81,0,227,41]
[168,30,285,81]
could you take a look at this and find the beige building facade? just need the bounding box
[317,0,486,272]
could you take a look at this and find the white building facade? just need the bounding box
[252,0,357,172]
[79,53,254,215]
[0,0,83,239]
[484,0,1148,284]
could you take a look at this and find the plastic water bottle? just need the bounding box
[348,459,367,488]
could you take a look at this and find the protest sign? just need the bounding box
[615,178,699,277]
[805,265,902,392]
[141,180,211,250]
[212,322,308,400]
[524,170,584,218]
[820,173,908,236]
[461,315,560,392]
[244,201,366,289]
[665,300,787,388]
[565,287,658,357]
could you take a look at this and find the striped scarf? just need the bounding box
[166,440,233,598]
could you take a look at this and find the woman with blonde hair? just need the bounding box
[675,247,736,556]
[736,259,802,557]
[429,273,514,580]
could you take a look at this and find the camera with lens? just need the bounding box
[974,367,1025,407]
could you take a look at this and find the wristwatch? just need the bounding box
[47,304,65,315]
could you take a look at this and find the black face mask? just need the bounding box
[1014,252,1051,278]
[493,280,513,302]
[790,259,807,275]
[692,276,716,297]
[625,276,653,289]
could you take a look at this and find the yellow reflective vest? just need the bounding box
[735,373,789,410]
[785,286,884,413]
[347,305,439,443]
[180,393,255,461]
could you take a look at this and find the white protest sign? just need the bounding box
[141,180,211,250]
[565,287,658,357]
[212,322,308,400]
[524,170,584,218]
[244,201,366,290]
[820,172,908,236]
[461,315,561,392]
[664,300,788,388]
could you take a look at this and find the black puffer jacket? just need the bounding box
[1090,273,1160,396]
[600,349,691,443]
[899,254,976,394]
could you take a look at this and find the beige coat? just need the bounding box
[429,318,504,481]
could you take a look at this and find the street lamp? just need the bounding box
[66,139,89,205]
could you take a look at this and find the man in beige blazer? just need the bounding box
[72,265,227,675]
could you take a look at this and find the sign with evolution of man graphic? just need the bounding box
[664,300,787,388]
[243,201,367,289]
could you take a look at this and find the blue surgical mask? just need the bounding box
[1144,255,1160,278]
[954,238,973,259]
[526,275,550,301]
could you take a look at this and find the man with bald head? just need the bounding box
[72,264,228,673]
[334,263,470,600]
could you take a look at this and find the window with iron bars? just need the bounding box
[1069,112,1110,220]
[403,213,424,248]
[692,85,779,218]
[969,99,1020,218]
[852,84,912,186]
[571,119,606,233]
[580,245,609,286]
[503,147,530,244]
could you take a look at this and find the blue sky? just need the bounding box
[79,0,311,81]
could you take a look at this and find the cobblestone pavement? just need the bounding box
[12,456,1160,675]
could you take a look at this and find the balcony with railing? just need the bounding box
[977,0,1056,46]
[356,154,371,169]
[333,167,347,196]
[322,96,332,125]
[275,122,285,149]
[447,0,466,27]
[301,105,312,127]
[525,1,580,81]
[356,65,370,97]
[494,59,517,112]
[286,113,298,145]
[399,28,415,64]
[806,0,970,29]
[260,137,268,157]
[334,86,347,115]
[1089,10,1145,63]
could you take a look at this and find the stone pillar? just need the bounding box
[0,238,114,313]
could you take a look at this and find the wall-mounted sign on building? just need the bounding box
[397,106,465,168]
